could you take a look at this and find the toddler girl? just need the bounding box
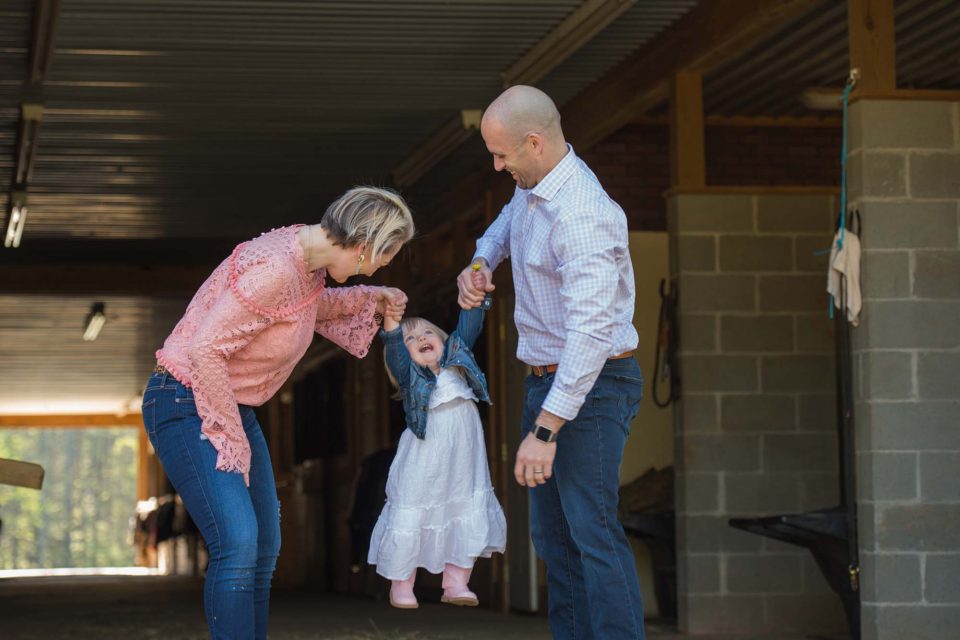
[368,302,506,609]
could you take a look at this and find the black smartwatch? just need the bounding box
[533,424,558,443]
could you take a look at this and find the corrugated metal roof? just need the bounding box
[539,0,699,105]
[0,294,184,413]
[0,1,32,211]
[0,0,702,243]
[703,0,960,117]
[0,0,700,413]
[3,0,958,415]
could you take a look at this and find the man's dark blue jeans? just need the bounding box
[142,371,281,640]
[523,357,646,640]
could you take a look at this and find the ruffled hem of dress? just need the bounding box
[367,495,506,580]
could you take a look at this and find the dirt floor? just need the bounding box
[0,574,685,640]
[0,575,841,640]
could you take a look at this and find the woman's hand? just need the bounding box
[376,287,407,320]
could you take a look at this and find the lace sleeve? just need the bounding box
[189,251,296,479]
[186,290,274,479]
[315,285,380,358]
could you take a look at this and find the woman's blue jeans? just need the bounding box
[141,372,281,640]
[524,357,646,640]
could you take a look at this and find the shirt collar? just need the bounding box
[530,144,577,202]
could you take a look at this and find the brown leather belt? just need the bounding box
[530,350,635,377]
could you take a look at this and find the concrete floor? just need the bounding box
[0,575,835,640]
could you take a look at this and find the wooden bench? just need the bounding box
[0,457,45,490]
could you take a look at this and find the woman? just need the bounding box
[141,186,414,640]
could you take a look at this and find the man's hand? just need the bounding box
[514,432,556,487]
[457,259,495,310]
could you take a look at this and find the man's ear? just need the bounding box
[529,132,544,156]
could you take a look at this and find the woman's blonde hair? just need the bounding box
[384,317,451,396]
[321,186,415,262]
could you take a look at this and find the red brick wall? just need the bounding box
[581,123,841,231]
[706,125,841,187]
[580,125,671,231]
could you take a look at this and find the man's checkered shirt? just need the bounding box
[475,146,639,420]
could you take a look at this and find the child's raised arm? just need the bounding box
[380,316,412,389]
[451,305,486,350]
[383,313,400,332]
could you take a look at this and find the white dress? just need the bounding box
[368,368,507,579]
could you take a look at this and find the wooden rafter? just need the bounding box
[562,0,824,151]
[0,264,212,295]
[0,414,141,428]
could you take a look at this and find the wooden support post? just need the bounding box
[848,0,896,91]
[670,70,706,188]
[137,428,150,501]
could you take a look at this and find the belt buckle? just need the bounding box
[154,364,168,375]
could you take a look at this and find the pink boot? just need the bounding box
[441,563,478,606]
[389,570,418,609]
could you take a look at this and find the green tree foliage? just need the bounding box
[0,428,138,569]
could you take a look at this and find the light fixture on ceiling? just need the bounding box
[800,87,844,111]
[501,0,638,87]
[3,191,27,249]
[82,302,107,342]
[393,109,483,187]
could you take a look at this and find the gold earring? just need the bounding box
[355,253,365,275]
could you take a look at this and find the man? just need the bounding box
[457,85,645,639]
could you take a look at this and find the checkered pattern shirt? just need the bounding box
[475,145,638,420]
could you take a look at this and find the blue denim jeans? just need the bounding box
[524,357,646,640]
[141,372,281,640]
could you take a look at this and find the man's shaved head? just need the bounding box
[482,85,562,142]
[480,85,568,189]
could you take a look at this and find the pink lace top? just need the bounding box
[156,225,380,478]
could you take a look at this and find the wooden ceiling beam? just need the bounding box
[0,414,140,428]
[395,1,637,189]
[0,237,241,265]
[0,264,211,295]
[631,114,842,128]
[562,0,824,151]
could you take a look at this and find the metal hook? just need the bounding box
[848,68,861,87]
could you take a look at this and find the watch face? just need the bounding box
[535,425,554,442]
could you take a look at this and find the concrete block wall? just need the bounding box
[668,190,848,635]
[848,98,960,640]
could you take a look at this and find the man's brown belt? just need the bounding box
[530,350,635,377]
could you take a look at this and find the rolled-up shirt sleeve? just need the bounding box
[541,209,622,420]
